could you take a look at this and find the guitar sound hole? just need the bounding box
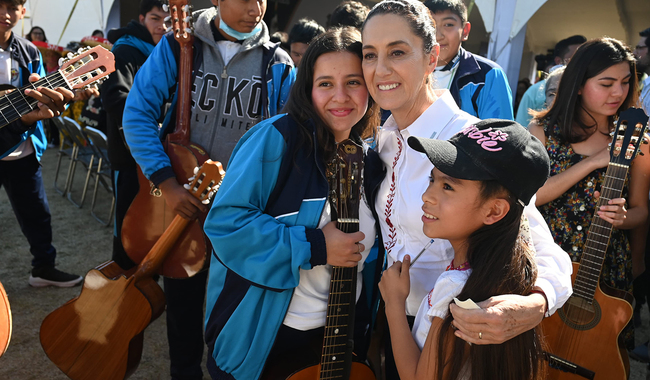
[557,296,601,331]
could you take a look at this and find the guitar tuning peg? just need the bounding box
[185,16,192,23]
[183,5,191,12]
[164,15,171,23]
[166,27,173,33]
[639,151,645,156]
[185,28,193,35]
[202,199,210,205]
[67,52,74,59]
[183,183,191,190]
[193,167,199,174]
[609,131,615,137]
[187,176,195,182]
[644,138,649,145]
[162,4,169,12]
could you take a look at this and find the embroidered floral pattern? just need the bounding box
[384,136,403,255]
[538,121,631,293]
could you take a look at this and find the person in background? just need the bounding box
[0,0,84,288]
[634,27,650,114]
[530,37,650,350]
[516,35,586,127]
[26,26,46,42]
[424,0,514,120]
[327,0,369,29]
[288,18,324,67]
[122,0,294,378]
[92,29,104,38]
[270,30,289,54]
[514,78,531,115]
[543,66,564,109]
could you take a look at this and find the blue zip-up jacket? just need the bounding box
[0,34,48,159]
[122,8,295,186]
[449,47,514,120]
[203,114,380,379]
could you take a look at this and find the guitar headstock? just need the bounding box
[58,46,115,90]
[328,140,364,229]
[183,159,225,204]
[610,108,649,166]
[162,0,194,44]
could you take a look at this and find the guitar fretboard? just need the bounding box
[573,163,628,302]
[319,218,359,380]
[0,71,69,127]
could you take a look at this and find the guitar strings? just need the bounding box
[0,74,70,124]
[555,160,627,368]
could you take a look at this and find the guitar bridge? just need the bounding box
[544,352,595,379]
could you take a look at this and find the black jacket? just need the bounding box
[101,21,156,170]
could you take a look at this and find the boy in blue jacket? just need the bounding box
[122,0,294,378]
[0,0,84,288]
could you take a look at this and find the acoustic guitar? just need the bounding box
[264,140,375,380]
[40,161,224,380]
[541,108,649,380]
[121,0,215,279]
[0,281,11,358]
[0,45,114,130]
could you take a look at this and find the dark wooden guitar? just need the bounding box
[0,45,114,129]
[541,108,649,380]
[121,0,217,279]
[0,281,11,358]
[40,161,224,380]
[264,140,375,380]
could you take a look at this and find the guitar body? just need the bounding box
[40,261,165,380]
[0,281,11,357]
[541,262,633,380]
[121,141,211,278]
[288,362,376,380]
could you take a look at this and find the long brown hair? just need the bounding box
[436,181,545,380]
[283,27,380,160]
[533,37,638,144]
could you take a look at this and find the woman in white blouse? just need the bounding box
[360,0,572,348]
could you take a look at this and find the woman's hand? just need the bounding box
[595,191,627,227]
[379,255,411,311]
[449,292,546,345]
[322,221,364,267]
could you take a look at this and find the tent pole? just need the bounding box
[57,0,80,46]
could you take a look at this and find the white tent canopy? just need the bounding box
[15,0,116,47]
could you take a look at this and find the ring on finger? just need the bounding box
[478,332,482,340]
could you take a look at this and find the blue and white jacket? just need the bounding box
[203,114,379,379]
[122,7,295,185]
[0,34,47,159]
[449,47,514,120]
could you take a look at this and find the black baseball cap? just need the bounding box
[408,119,550,205]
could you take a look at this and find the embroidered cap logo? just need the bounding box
[460,125,508,152]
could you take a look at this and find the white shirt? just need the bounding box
[0,46,33,162]
[283,168,376,331]
[412,267,471,349]
[375,89,573,316]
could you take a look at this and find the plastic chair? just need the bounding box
[62,117,97,208]
[83,127,115,226]
[51,117,75,195]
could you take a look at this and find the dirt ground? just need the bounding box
[0,147,210,379]
[1,147,650,379]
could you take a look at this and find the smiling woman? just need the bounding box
[202,27,381,380]
[359,0,573,377]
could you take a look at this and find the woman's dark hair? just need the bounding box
[288,18,325,45]
[27,26,47,42]
[362,0,437,54]
[533,37,638,144]
[283,27,380,160]
[435,181,544,380]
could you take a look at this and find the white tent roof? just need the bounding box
[15,0,116,47]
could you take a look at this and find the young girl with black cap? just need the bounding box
[379,119,550,380]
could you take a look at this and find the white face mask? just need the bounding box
[217,0,262,41]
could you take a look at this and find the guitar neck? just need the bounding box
[320,219,359,379]
[573,163,628,302]
[0,71,69,127]
[133,215,191,282]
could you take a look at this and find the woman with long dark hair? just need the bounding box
[26,26,47,42]
[203,27,380,380]
[380,120,549,380]
[529,38,650,347]
[359,0,571,354]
